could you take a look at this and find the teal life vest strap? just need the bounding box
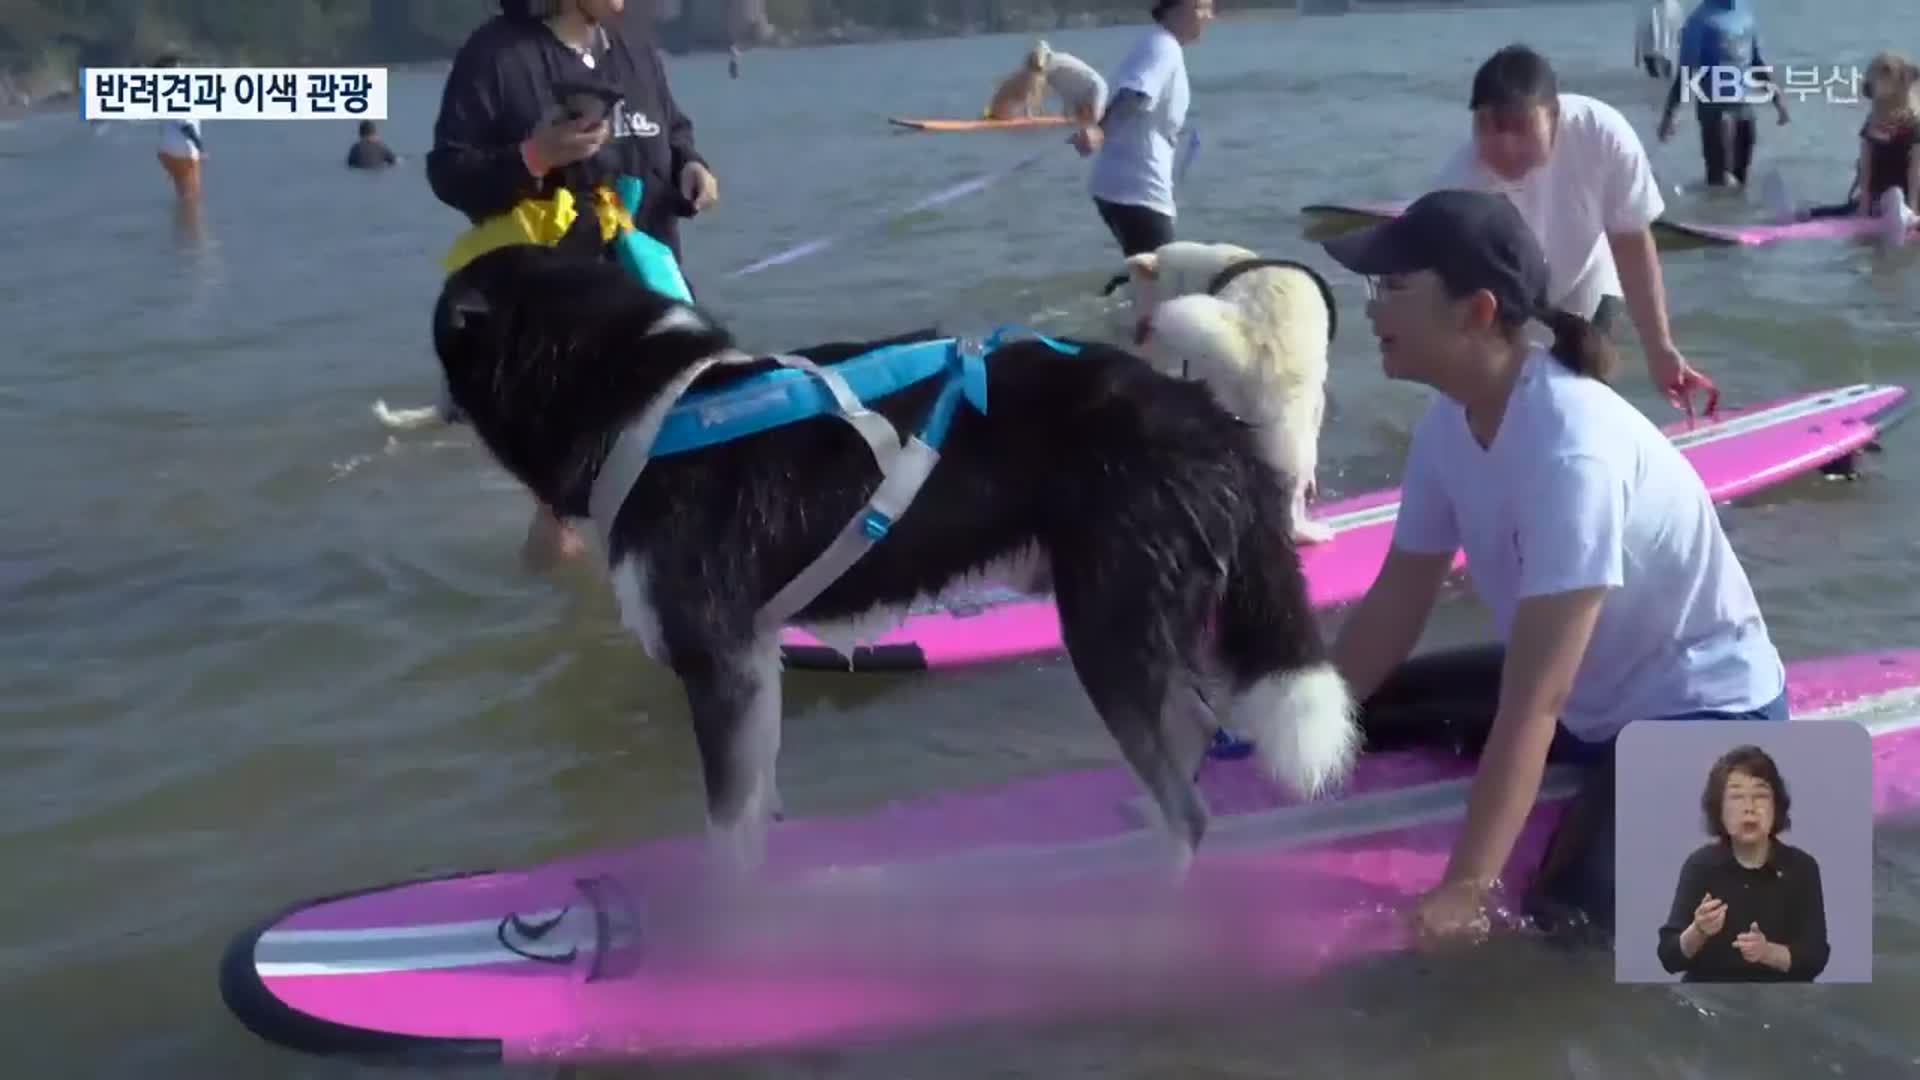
[585,326,1081,632]
[610,175,695,303]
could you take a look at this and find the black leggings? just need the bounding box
[1360,642,1789,942]
[1359,643,1620,942]
[1697,102,1756,187]
[1094,197,1175,257]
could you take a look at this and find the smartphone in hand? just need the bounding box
[554,79,623,126]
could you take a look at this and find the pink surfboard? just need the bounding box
[222,650,1920,1065]
[779,383,1909,672]
[1300,201,1912,249]
[1653,213,1917,247]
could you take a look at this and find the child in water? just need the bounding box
[153,56,203,202]
[1763,51,1920,229]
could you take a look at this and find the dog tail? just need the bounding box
[373,381,467,431]
[1211,477,1359,801]
[372,400,447,430]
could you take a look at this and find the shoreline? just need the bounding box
[666,6,1294,54]
[0,8,1300,118]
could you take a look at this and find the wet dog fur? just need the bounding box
[431,244,1360,877]
[1114,242,1340,544]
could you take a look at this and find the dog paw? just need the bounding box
[1292,519,1336,545]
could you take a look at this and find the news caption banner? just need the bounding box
[1678,64,1868,106]
[81,67,389,121]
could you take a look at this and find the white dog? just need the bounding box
[1120,242,1338,544]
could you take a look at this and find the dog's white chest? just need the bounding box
[610,556,670,661]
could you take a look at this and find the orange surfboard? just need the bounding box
[888,115,1074,133]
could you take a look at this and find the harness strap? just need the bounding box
[754,349,980,632]
[588,350,917,561]
[590,327,1079,636]
[588,348,761,548]
[755,329,1075,630]
[758,431,942,631]
[756,352,905,471]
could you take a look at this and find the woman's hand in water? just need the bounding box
[680,161,720,212]
[1409,877,1493,950]
[525,108,609,174]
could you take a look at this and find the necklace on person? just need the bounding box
[549,21,605,69]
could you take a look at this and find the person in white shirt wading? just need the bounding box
[1636,0,1684,79]
[1316,189,1789,951]
[153,55,203,203]
[1071,0,1213,256]
[1430,44,1716,417]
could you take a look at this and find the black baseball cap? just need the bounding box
[1320,189,1551,324]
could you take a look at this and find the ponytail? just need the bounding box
[1542,308,1615,381]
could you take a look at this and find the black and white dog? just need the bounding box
[431,244,1359,874]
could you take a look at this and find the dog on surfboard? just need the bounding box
[1109,241,1339,545]
[429,243,1359,875]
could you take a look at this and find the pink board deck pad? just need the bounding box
[221,650,1920,1064]
[779,384,1908,672]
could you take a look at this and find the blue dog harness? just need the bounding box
[587,327,1080,631]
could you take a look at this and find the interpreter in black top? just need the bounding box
[427,0,720,569]
[427,0,719,268]
[1656,744,1830,982]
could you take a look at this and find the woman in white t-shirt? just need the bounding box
[1316,189,1788,950]
[1635,0,1684,79]
[1070,0,1212,256]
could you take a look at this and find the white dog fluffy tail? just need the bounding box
[1227,663,1360,801]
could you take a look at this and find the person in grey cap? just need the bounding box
[1317,189,1787,951]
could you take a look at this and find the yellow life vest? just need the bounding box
[441,183,638,277]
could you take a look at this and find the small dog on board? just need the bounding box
[1116,241,1339,544]
[982,41,1051,120]
[430,243,1360,876]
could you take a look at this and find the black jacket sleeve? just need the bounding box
[647,42,704,214]
[427,30,541,224]
[1783,850,1830,980]
[1657,850,1710,974]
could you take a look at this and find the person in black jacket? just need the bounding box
[429,0,718,267]
[428,0,719,566]
[1655,744,1830,982]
